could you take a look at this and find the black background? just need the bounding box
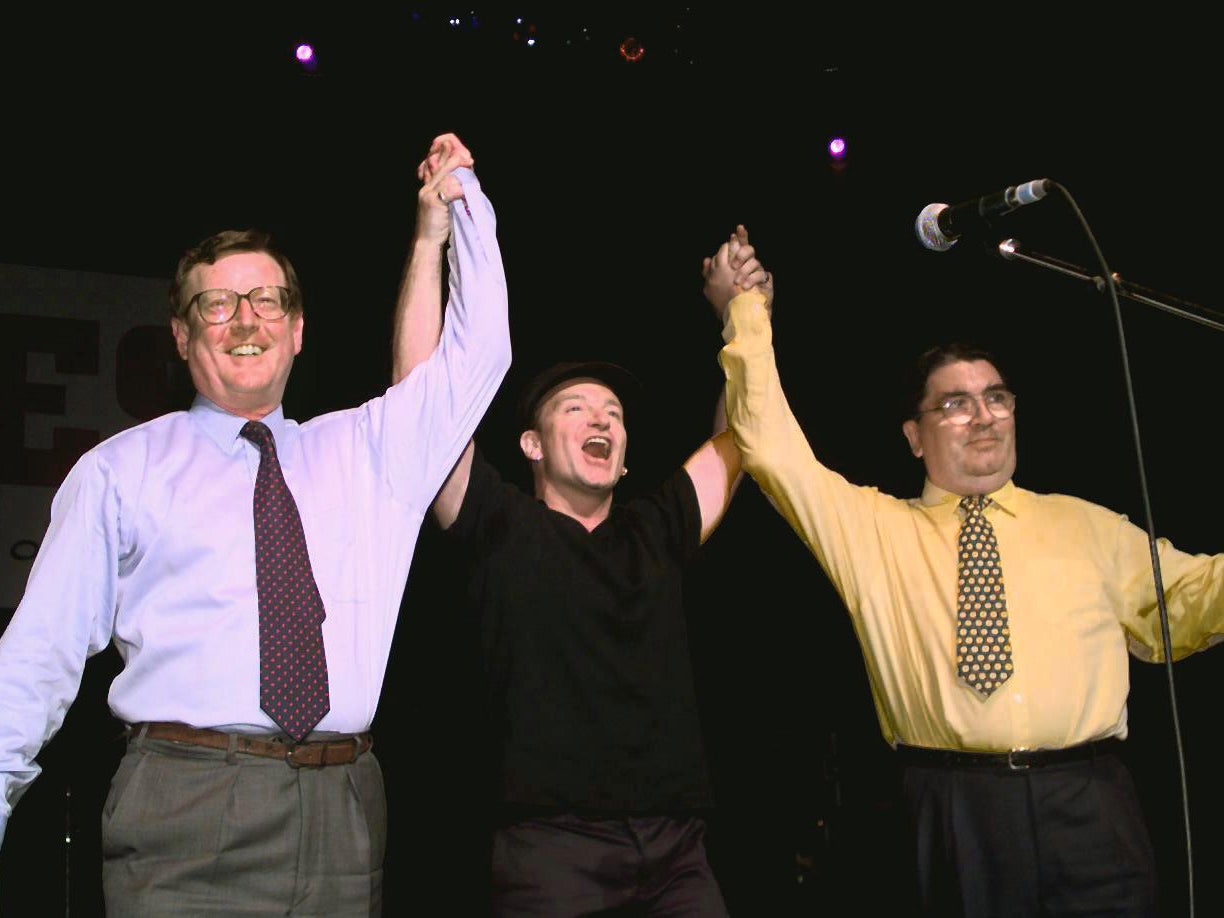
[2,9,1223,914]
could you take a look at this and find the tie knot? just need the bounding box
[959,494,989,515]
[240,420,275,454]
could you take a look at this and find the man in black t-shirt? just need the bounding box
[445,360,733,914]
[395,150,769,912]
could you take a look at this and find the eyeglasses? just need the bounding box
[185,286,292,325]
[916,389,1016,425]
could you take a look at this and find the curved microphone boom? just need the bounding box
[915,179,1050,251]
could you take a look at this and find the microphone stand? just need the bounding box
[989,216,1216,917]
[997,238,1224,333]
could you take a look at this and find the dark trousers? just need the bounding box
[902,751,1158,917]
[101,730,386,917]
[491,813,728,916]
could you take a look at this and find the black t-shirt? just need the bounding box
[447,448,714,815]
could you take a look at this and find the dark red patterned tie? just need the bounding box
[241,421,330,742]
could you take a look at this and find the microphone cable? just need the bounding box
[1048,180,1195,917]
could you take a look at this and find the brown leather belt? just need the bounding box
[132,722,372,768]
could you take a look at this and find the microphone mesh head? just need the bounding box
[915,202,954,252]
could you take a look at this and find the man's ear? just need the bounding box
[519,429,542,462]
[902,418,923,458]
[171,316,190,361]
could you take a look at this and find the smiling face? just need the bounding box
[171,251,303,420]
[901,359,1016,496]
[520,378,628,510]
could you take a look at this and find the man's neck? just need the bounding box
[537,481,614,532]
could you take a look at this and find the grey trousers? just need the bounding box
[101,729,386,917]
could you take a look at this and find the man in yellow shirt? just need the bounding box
[712,230,1224,916]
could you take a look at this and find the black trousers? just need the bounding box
[490,813,728,916]
[902,750,1158,917]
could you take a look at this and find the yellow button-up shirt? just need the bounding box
[720,293,1224,752]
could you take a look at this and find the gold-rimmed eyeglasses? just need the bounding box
[185,286,291,325]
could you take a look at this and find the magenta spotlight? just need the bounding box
[828,137,847,160]
[295,42,318,73]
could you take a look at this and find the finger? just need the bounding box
[735,224,750,246]
[701,256,712,277]
[437,174,464,204]
[450,140,474,168]
[729,260,758,286]
[433,145,475,182]
[738,268,768,290]
[430,133,474,170]
[421,164,454,205]
[730,244,756,270]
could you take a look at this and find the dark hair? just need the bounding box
[517,361,641,433]
[903,342,1008,420]
[168,229,303,319]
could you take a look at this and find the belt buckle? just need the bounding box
[1006,750,1030,771]
[285,743,316,769]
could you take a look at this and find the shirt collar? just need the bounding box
[189,394,287,453]
[919,478,1019,517]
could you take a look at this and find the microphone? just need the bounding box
[915,179,1051,251]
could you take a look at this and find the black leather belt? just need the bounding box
[895,738,1122,771]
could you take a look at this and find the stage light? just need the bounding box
[828,137,847,160]
[619,37,645,63]
[295,43,318,72]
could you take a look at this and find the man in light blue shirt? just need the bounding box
[0,136,510,913]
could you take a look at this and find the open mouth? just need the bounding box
[228,344,266,356]
[582,436,611,460]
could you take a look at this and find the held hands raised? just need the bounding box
[701,224,774,323]
[414,133,475,247]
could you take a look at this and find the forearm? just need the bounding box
[1121,522,1224,662]
[391,236,447,384]
[382,168,511,504]
[434,168,512,397]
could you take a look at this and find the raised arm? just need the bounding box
[382,134,510,521]
[684,226,773,542]
[386,134,491,528]
[392,132,474,384]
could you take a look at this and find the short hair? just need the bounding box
[903,342,1009,420]
[168,229,303,320]
[516,361,641,433]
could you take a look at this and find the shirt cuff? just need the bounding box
[721,291,770,344]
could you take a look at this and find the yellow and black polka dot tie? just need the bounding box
[956,495,1013,697]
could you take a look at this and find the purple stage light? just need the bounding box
[828,137,847,160]
[296,44,314,63]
